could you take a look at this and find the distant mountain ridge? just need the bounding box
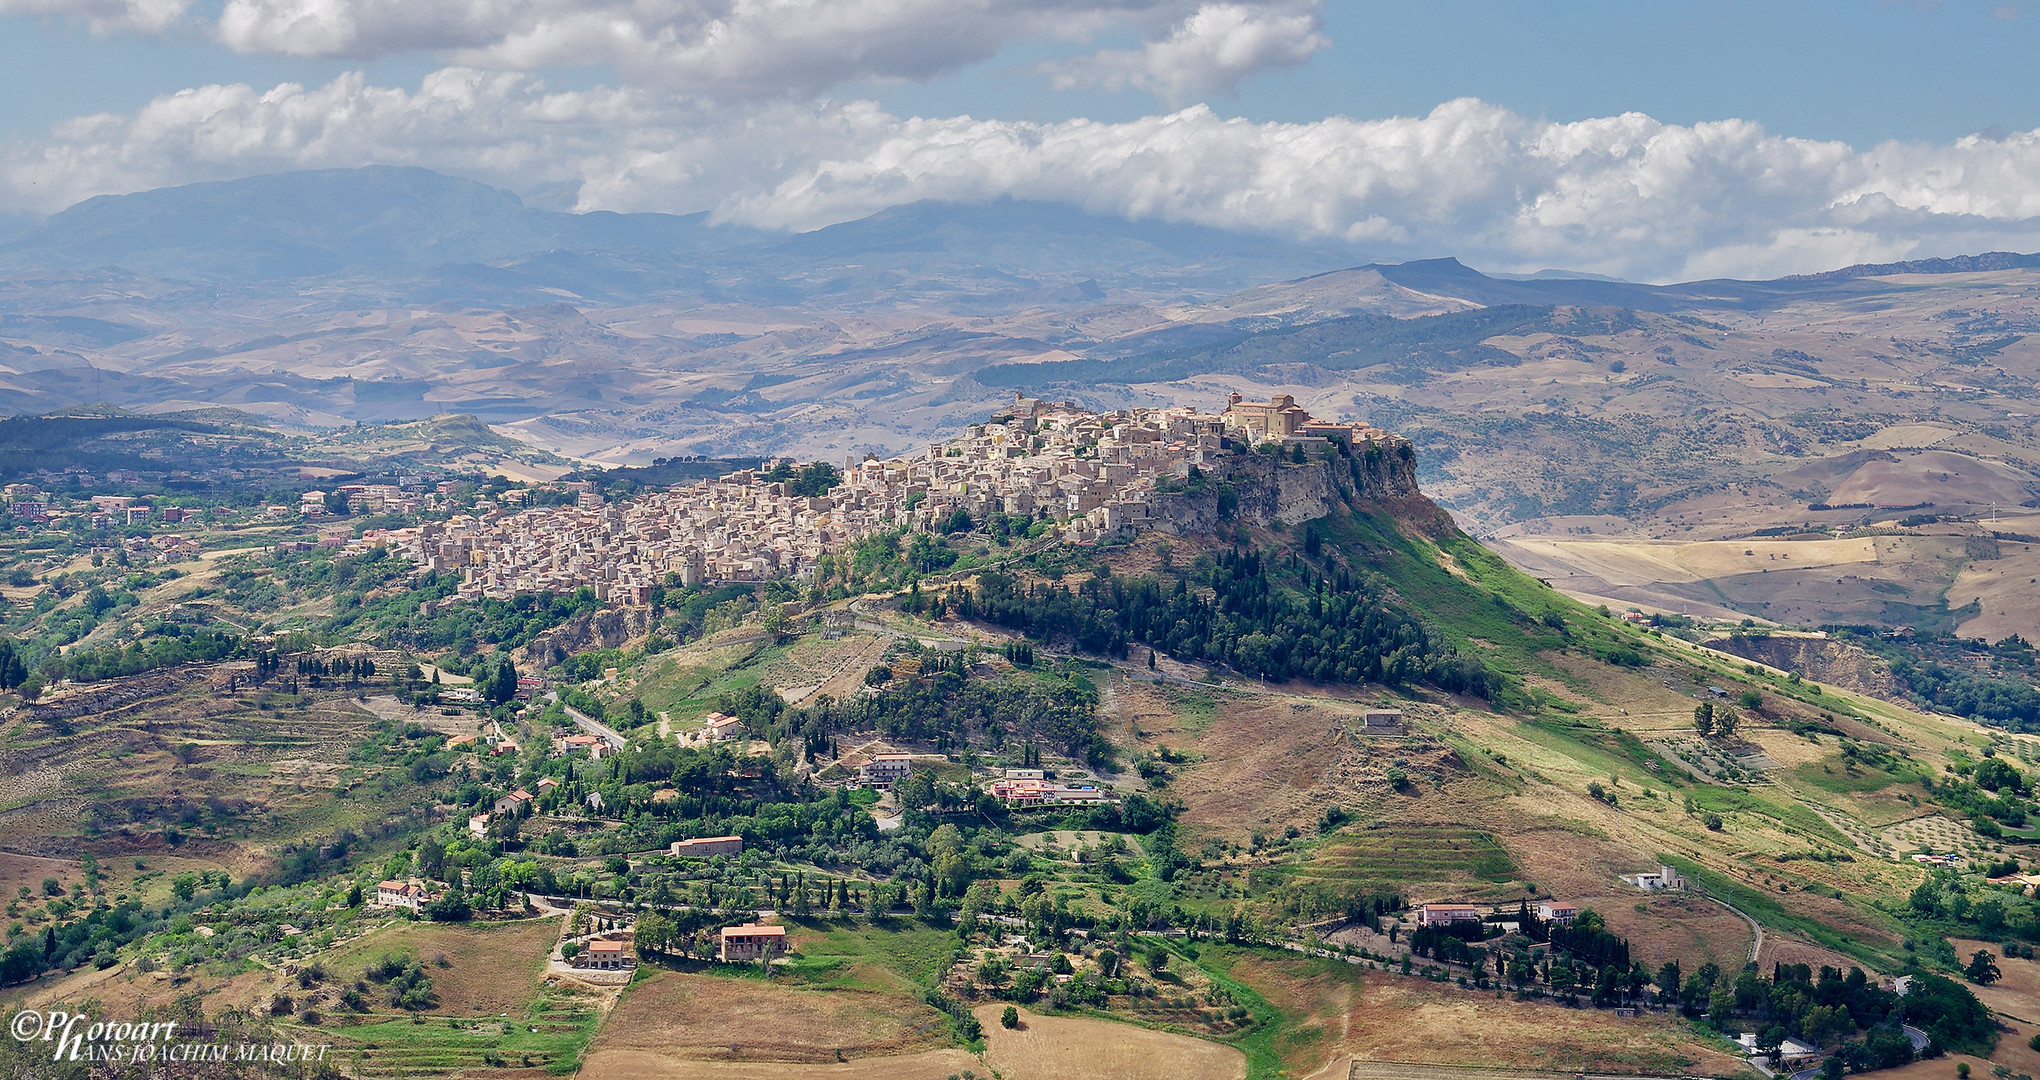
[6,166,2034,306]
[2,162,2039,539]
[0,167,746,282]
[1786,251,2040,280]
[0,167,1371,303]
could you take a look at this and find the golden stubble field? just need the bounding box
[978,1005,1246,1080]
[1300,973,1746,1078]
[321,918,562,1015]
[582,969,952,1067]
[577,979,1244,1080]
[1947,938,2040,1079]
[1947,521,2040,641]
[1492,523,2009,634]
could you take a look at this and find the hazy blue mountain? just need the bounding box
[0,211,37,245]
[3,164,2035,476]
[0,167,756,283]
[0,168,1370,305]
[1788,251,2040,280]
[1351,254,2040,313]
[1488,268,1630,282]
[776,197,1359,270]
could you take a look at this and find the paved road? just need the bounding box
[549,691,627,750]
[1698,893,1764,964]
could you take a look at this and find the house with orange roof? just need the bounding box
[719,923,787,962]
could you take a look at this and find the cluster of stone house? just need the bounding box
[373,879,436,912]
[986,775,1113,807]
[669,835,744,858]
[856,753,918,787]
[554,733,605,758]
[1622,864,1687,891]
[468,785,540,836]
[570,937,636,971]
[359,392,1402,602]
[1415,901,1580,929]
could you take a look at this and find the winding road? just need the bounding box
[1699,892,1764,964]
[549,691,627,750]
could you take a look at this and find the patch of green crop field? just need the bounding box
[1685,785,1854,846]
[1790,756,1911,794]
[319,993,600,1078]
[1287,824,1515,888]
[1163,688,1220,733]
[1523,715,1691,787]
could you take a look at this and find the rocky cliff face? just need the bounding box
[1148,440,1439,535]
[1707,634,1903,701]
[522,606,657,668]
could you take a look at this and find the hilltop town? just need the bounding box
[0,394,2025,1080]
[367,393,1405,603]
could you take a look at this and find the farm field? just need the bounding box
[321,988,602,1079]
[1291,824,1517,897]
[321,918,562,1015]
[18,916,568,1014]
[1946,938,2040,1080]
[978,1005,1247,1080]
[1177,945,1745,1080]
[583,968,951,1067]
[576,1047,981,1080]
[579,992,1246,1080]
[1310,974,1743,1078]
[1492,530,1979,632]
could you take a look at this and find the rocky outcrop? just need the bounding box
[1706,634,1903,701]
[522,606,657,669]
[1148,439,1444,535]
[27,666,206,723]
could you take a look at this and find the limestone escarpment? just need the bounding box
[1146,440,1445,535]
[1707,633,1903,702]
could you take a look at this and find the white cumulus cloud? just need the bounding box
[0,0,190,32]
[6,71,2040,282]
[10,0,1332,100]
[1043,2,1326,99]
[208,0,1311,99]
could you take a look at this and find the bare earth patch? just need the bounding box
[977,1005,1246,1080]
[1949,933,2040,1077]
[1326,975,1744,1077]
[576,1047,979,1080]
[583,969,949,1066]
[325,918,561,1015]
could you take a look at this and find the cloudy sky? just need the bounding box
[2,0,2038,281]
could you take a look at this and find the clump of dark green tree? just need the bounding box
[953,546,1496,697]
[762,460,842,498]
[717,648,1108,765]
[1667,962,1989,1065]
[1837,628,2040,730]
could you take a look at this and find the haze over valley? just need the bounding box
[5,167,2039,637]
